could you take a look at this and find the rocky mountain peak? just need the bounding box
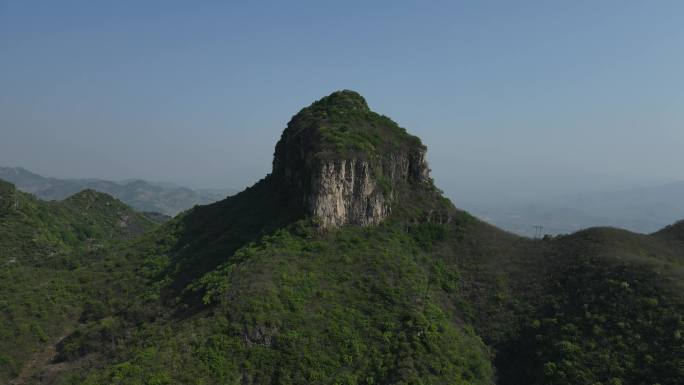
[272,90,431,228]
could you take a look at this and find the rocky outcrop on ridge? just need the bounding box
[272,90,431,228]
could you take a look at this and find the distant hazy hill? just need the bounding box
[467,181,684,236]
[0,166,235,216]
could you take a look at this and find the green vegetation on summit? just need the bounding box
[1,91,683,385]
[274,90,423,162]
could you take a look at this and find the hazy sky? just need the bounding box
[2,1,683,204]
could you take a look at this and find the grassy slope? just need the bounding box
[0,180,157,383]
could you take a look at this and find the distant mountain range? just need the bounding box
[466,181,684,236]
[0,166,235,216]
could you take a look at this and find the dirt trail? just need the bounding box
[11,331,70,385]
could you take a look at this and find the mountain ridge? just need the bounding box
[0,166,235,216]
[2,91,683,385]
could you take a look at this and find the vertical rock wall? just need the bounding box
[275,146,429,228]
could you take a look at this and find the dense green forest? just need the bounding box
[0,181,158,384]
[1,92,682,384]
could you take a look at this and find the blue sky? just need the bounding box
[1,1,683,203]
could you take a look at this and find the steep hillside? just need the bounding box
[468,227,684,385]
[0,181,158,384]
[0,167,235,216]
[3,91,683,385]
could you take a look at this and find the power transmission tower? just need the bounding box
[533,225,544,238]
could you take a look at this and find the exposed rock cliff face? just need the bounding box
[272,90,431,228]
